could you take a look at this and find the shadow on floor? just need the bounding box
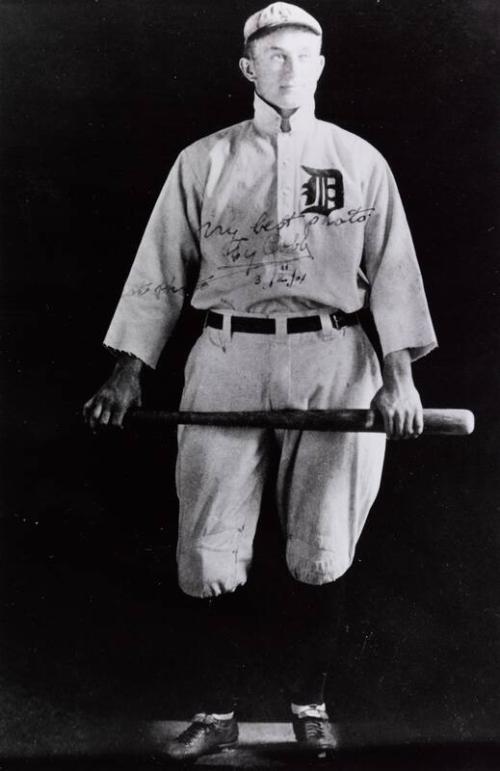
[1,742,499,770]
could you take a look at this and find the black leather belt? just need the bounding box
[206,310,359,334]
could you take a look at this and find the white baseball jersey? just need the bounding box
[103,93,438,594]
[104,93,437,367]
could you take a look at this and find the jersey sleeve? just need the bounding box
[363,156,437,362]
[103,150,202,369]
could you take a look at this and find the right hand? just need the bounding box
[83,355,143,430]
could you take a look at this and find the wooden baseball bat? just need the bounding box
[127,408,474,435]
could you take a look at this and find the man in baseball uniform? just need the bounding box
[84,2,436,760]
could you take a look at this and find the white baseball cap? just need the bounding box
[243,2,322,44]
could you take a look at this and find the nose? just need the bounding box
[283,54,298,77]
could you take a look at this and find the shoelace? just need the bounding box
[177,713,226,746]
[303,717,329,740]
[177,720,211,746]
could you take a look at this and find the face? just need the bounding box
[240,27,325,110]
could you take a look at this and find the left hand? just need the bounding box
[370,350,423,439]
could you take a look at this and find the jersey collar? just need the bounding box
[252,91,316,136]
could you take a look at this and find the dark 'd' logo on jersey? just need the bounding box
[300,166,344,216]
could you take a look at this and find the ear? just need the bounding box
[239,57,257,84]
[317,54,325,79]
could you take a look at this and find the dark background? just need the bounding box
[0,0,499,759]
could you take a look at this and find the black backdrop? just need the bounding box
[1,0,499,746]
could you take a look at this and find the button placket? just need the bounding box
[278,132,294,220]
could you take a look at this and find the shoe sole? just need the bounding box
[218,739,239,750]
[294,737,337,753]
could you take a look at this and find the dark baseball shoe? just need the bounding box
[292,705,337,751]
[164,713,238,762]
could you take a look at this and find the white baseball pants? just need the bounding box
[175,312,386,598]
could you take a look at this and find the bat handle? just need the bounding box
[421,408,475,435]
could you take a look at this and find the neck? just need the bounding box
[255,91,299,118]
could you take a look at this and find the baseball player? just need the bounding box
[84,2,437,760]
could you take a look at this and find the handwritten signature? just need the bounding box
[195,206,373,291]
[202,207,375,245]
[123,206,375,298]
[255,265,307,289]
[122,280,187,300]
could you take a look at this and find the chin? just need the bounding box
[277,90,309,109]
[276,94,302,108]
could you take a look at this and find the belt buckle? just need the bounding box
[330,313,340,330]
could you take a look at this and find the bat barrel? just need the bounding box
[128,408,475,435]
